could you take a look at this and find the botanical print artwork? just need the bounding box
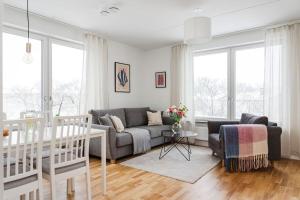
[115,62,130,93]
[155,72,166,88]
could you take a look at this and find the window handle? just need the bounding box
[44,96,52,102]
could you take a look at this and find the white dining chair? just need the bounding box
[42,115,92,200]
[0,118,44,200]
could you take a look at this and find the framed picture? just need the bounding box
[115,62,130,93]
[155,71,166,88]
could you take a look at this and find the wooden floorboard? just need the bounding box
[42,157,300,200]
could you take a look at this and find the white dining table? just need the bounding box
[2,126,107,195]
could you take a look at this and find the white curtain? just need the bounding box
[264,23,300,158]
[170,44,194,123]
[80,33,109,114]
[0,0,3,121]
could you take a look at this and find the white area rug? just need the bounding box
[121,146,220,183]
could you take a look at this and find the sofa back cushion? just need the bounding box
[89,108,127,127]
[240,113,268,126]
[125,107,150,128]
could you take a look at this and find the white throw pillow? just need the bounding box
[147,111,163,126]
[110,115,125,133]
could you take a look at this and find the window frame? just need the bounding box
[193,48,231,121]
[193,42,265,122]
[2,25,84,120]
[48,38,84,118]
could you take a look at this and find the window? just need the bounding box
[235,47,264,118]
[2,28,84,120]
[194,51,228,119]
[193,44,265,120]
[3,32,42,119]
[51,42,84,116]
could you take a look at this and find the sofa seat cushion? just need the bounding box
[209,133,221,148]
[125,107,150,128]
[4,163,38,190]
[90,108,127,127]
[116,132,133,147]
[5,175,38,190]
[137,125,171,138]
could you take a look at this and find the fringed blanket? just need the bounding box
[223,124,268,172]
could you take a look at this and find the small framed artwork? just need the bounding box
[155,71,166,88]
[115,62,130,93]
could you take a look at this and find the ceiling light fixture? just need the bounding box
[184,17,211,44]
[23,0,33,64]
[108,6,120,13]
[100,10,110,16]
[100,5,120,16]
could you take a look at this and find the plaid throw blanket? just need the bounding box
[223,124,269,172]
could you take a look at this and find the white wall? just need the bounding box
[141,29,265,111]
[140,46,171,111]
[192,29,265,51]
[107,41,144,108]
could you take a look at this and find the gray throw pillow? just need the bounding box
[98,114,115,127]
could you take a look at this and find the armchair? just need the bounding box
[207,113,282,161]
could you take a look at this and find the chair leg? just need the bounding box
[110,159,116,164]
[38,176,44,200]
[20,194,25,200]
[71,178,75,192]
[29,190,35,200]
[86,169,92,200]
[50,177,56,200]
[67,179,72,195]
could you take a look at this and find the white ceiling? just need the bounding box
[4,0,300,50]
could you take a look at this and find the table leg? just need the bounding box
[67,179,73,195]
[101,134,107,195]
[159,137,186,160]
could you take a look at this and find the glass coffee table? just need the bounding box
[159,130,198,161]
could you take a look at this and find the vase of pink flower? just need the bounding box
[166,103,188,133]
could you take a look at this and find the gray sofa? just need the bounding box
[88,107,173,162]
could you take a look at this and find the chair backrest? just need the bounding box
[50,115,92,169]
[0,118,44,191]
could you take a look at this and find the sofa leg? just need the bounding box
[269,161,274,167]
[110,159,117,164]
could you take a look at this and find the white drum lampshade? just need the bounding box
[184,17,211,44]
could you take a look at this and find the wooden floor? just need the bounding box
[42,157,300,200]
